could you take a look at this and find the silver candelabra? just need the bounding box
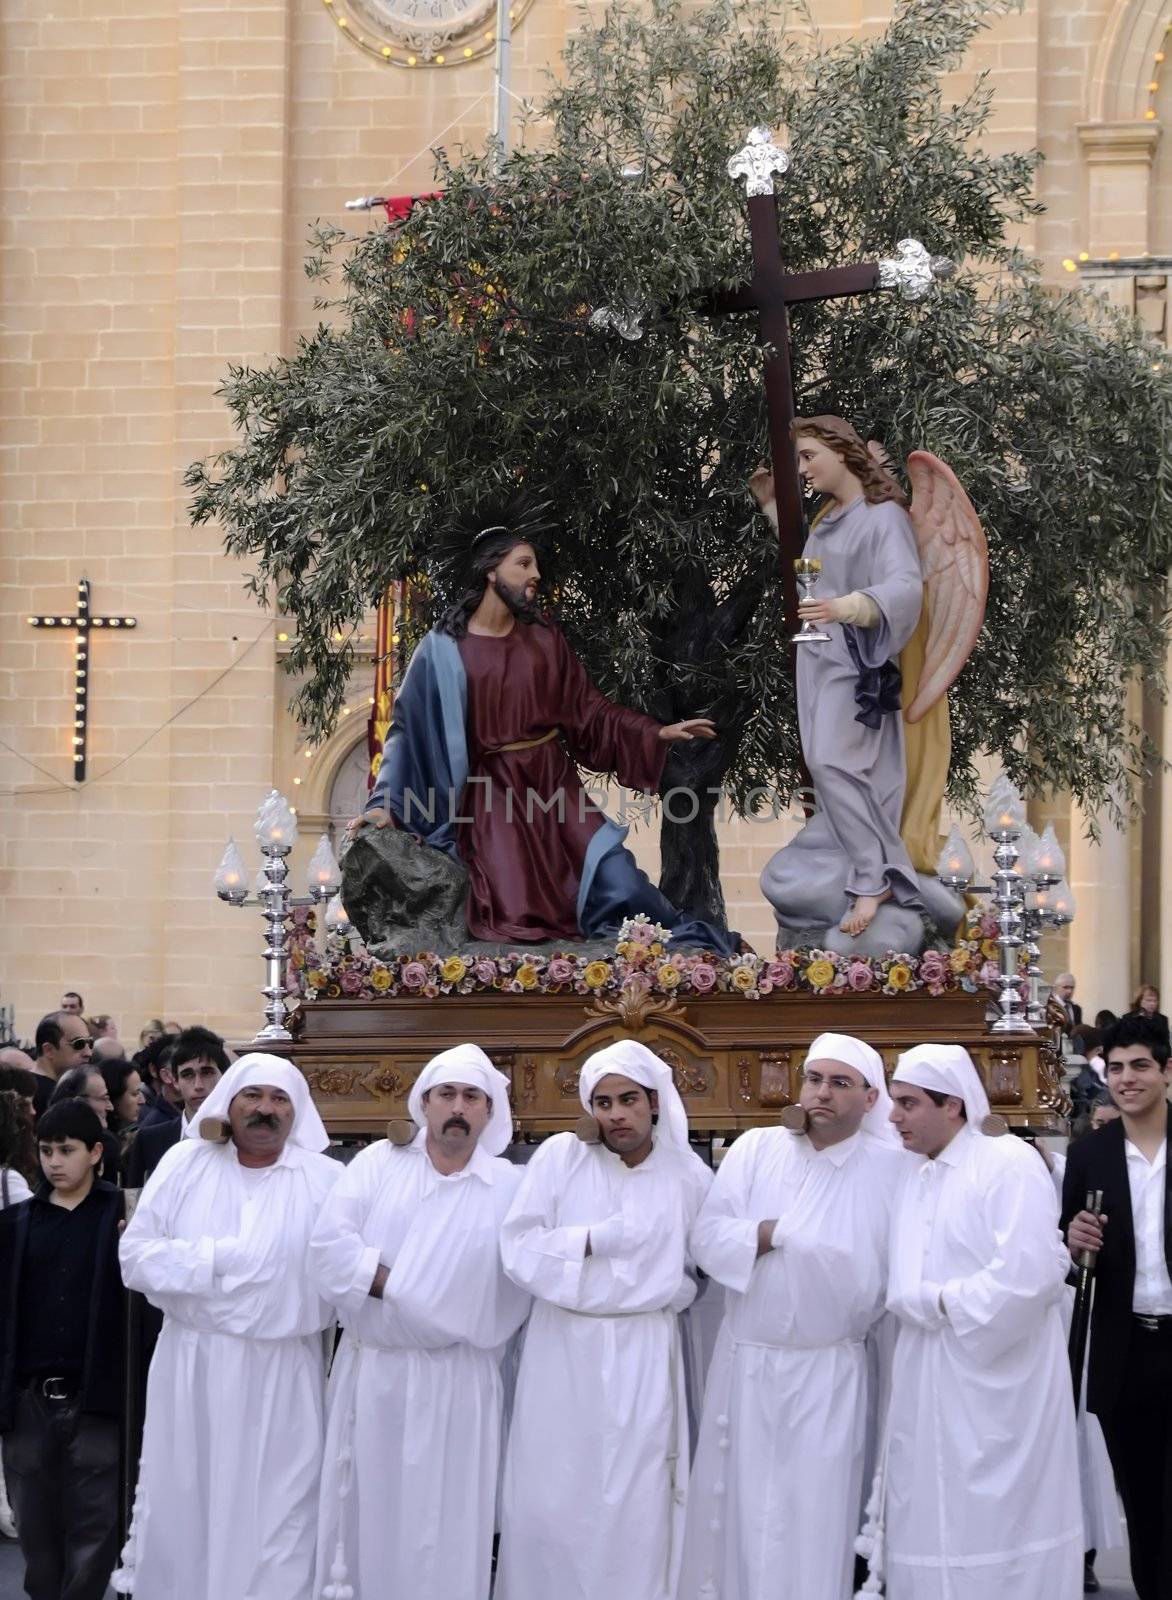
[213,792,344,1043]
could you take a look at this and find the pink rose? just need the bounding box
[474,959,497,986]
[979,960,1001,991]
[978,913,999,940]
[339,968,364,996]
[918,950,948,985]
[402,962,428,990]
[846,960,874,993]
[689,963,717,993]
[548,957,576,985]
[626,971,653,994]
[768,959,796,990]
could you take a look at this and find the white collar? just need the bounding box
[929,1122,976,1170]
[405,1131,498,1186]
[803,1129,862,1167]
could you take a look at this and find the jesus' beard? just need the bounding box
[492,575,545,625]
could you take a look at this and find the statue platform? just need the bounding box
[270,986,1068,1138]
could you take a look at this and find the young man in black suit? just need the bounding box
[1062,1014,1172,1600]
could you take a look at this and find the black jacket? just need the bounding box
[0,1179,125,1431]
[124,1116,183,1189]
[1061,1109,1172,1420]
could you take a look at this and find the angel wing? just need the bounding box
[903,451,989,724]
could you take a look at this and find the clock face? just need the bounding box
[323,0,531,66]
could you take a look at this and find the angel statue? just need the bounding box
[751,415,988,956]
[343,494,741,957]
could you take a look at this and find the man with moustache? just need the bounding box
[679,1032,903,1600]
[349,496,736,953]
[862,1043,1081,1599]
[308,1043,530,1600]
[115,1055,340,1600]
[496,1038,712,1600]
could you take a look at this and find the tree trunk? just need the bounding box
[658,785,726,926]
[657,735,732,926]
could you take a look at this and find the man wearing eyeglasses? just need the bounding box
[30,1013,94,1117]
[679,1032,904,1600]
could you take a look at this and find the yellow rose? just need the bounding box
[656,963,682,989]
[887,963,912,991]
[615,941,632,961]
[649,942,665,959]
[805,958,835,989]
[980,938,999,961]
[583,960,612,990]
[516,964,538,990]
[949,947,971,974]
[370,967,392,992]
[307,969,327,991]
[440,955,468,985]
[731,965,757,991]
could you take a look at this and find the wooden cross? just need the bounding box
[27,577,138,782]
[718,128,946,624]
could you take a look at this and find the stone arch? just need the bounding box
[1087,0,1169,124]
[293,721,370,838]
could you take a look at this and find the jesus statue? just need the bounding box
[351,499,739,956]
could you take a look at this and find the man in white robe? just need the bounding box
[496,1039,712,1600]
[308,1043,530,1600]
[115,1054,340,1600]
[679,1031,904,1600]
[863,1043,1082,1599]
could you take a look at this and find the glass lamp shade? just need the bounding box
[1048,877,1076,924]
[324,894,352,933]
[935,824,975,887]
[254,789,299,850]
[1016,824,1041,879]
[307,834,342,897]
[214,838,249,902]
[1031,823,1066,883]
[983,774,1026,838]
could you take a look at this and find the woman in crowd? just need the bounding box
[100,1058,145,1165]
[1124,983,1170,1047]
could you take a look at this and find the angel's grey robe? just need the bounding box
[763,495,924,927]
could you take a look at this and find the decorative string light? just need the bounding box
[27,578,137,782]
[1145,20,1171,120]
[318,0,533,66]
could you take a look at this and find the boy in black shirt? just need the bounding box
[0,1099,125,1600]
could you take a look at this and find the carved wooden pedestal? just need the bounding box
[265,986,1069,1138]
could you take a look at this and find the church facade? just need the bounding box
[0,0,1168,1039]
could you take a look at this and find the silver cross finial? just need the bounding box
[877,238,956,301]
[727,128,790,197]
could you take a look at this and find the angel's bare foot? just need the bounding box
[840,890,891,937]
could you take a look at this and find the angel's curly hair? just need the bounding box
[792,415,909,508]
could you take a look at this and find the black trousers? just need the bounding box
[0,1386,119,1600]
[1098,1321,1172,1600]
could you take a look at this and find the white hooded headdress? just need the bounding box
[890,1042,991,1125]
[407,1043,514,1157]
[187,1052,329,1153]
[803,1031,900,1147]
[577,1039,691,1153]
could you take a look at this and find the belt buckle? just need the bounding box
[40,1376,71,1402]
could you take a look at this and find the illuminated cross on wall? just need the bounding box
[27,578,138,782]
